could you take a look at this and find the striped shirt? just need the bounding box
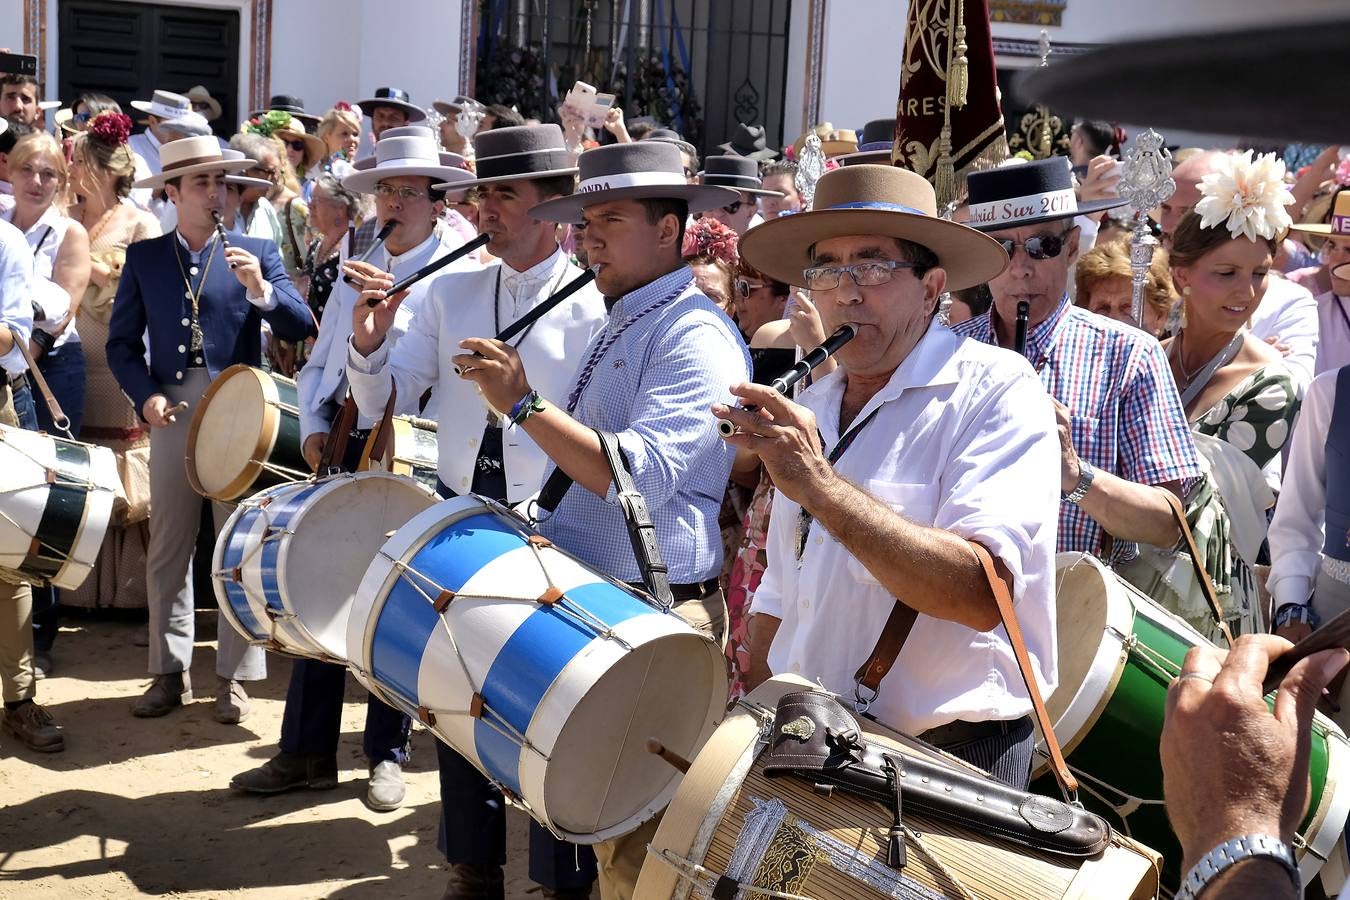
[951,296,1201,562]
[536,266,751,583]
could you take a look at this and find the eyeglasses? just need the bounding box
[996,230,1071,260]
[284,139,306,152]
[191,101,213,112]
[802,259,918,291]
[72,111,92,125]
[735,278,765,298]
[374,183,430,202]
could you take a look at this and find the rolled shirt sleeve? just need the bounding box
[0,223,33,374]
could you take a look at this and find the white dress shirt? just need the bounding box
[0,218,34,375]
[347,245,606,502]
[1268,369,1341,608]
[1248,275,1318,391]
[127,131,164,217]
[751,320,1060,735]
[1314,290,1350,377]
[297,229,477,439]
[2,205,81,350]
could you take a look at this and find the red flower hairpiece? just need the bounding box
[682,216,740,265]
[335,101,354,112]
[88,111,132,147]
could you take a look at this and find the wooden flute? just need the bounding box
[717,323,858,436]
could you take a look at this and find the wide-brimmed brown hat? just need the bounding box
[133,135,254,189]
[791,123,857,160]
[529,142,737,224]
[738,165,1008,291]
[274,115,328,168]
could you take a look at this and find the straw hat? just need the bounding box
[130,89,192,122]
[738,164,1008,291]
[184,85,223,121]
[791,124,857,159]
[133,135,253,189]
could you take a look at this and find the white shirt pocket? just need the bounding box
[847,480,934,586]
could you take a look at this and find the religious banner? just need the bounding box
[894,0,1008,206]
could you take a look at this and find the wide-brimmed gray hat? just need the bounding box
[343,126,472,193]
[355,87,427,123]
[435,124,577,190]
[698,155,783,197]
[641,128,697,160]
[221,150,274,192]
[159,110,213,139]
[717,123,778,161]
[432,95,483,117]
[529,142,737,224]
[838,119,896,166]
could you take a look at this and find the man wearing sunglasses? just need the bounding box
[699,155,782,235]
[953,158,1203,568]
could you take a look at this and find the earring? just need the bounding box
[1180,286,1190,328]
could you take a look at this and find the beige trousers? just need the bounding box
[593,589,728,900]
[0,382,35,702]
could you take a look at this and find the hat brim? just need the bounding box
[699,181,785,198]
[226,175,274,191]
[837,149,893,166]
[356,99,428,123]
[194,99,223,121]
[969,197,1129,233]
[738,207,1009,292]
[432,101,462,116]
[716,142,779,162]
[343,163,469,194]
[529,184,741,224]
[1289,223,1350,236]
[1015,18,1349,145]
[276,127,329,164]
[134,158,254,189]
[434,166,578,192]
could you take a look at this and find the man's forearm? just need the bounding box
[1074,471,1182,549]
[1204,858,1298,900]
[519,404,611,497]
[806,473,1002,632]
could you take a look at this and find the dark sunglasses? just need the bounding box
[734,278,765,298]
[997,231,1070,260]
[722,200,746,215]
[284,139,307,152]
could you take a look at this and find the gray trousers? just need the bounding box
[1311,568,1350,733]
[146,368,265,681]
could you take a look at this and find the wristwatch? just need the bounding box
[1062,459,1095,505]
[1273,602,1321,630]
[1175,834,1299,900]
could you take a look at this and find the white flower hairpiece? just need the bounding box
[1194,151,1294,242]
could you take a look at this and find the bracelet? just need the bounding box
[1175,834,1299,900]
[1273,603,1320,630]
[510,390,545,426]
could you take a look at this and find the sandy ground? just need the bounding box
[0,609,594,899]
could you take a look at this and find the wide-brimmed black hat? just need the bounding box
[530,142,738,224]
[434,124,576,190]
[432,95,483,117]
[838,119,896,166]
[641,128,697,160]
[698,155,783,198]
[717,123,778,162]
[1017,15,1348,145]
[355,87,427,123]
[250,94,321,131]
[965,157,1126,232]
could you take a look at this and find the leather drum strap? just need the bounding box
[318,393,360,473]
[8,327,71,438]
[359,389,399,471]
[854,603,920,698]
[1161,489,1234,646]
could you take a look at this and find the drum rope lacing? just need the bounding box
[0,435,116,560]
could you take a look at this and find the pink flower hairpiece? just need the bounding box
[682,216,740,265]
[88,111,132,147]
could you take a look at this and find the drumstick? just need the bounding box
[453,268,598,374]
[211,211,236,269]
[1014,300,1031,357]
[366,233,491,307]
[717,324,857,437]
[1259,607,1350,696]
[342,220,398,286]
[164,400,189,422]
[645,738,691,774]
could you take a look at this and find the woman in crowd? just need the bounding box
[317,104,361,177]
[296,173,362,352]
[1162,152,1300,637]
[1075,237,1177,338]
[55,92,122,136]
[64,111,161,610]
[2,132,90,436]
[275,115,328,205]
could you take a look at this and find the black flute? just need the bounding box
[454,267,598,374]
[1013,300,1031,357]
[364,233,491,307]
[342,220,398,286]
[211,211,236,269]
[717,323,858,436]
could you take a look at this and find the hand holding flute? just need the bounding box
[211,211,237,270]
[715,323,857,436]
[453,267,598,375]
[342,221,397,287]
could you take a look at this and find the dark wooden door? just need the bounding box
[57,0,240,138]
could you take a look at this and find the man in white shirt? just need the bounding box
[346,124,607,900]
[1162,150,1319,390]
[1288,193,1350,375]
[232,125,475,812]
[722,164,1059,789]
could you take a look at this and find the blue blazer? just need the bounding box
[107,230,314,414]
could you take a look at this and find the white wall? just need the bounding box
[812,3,906,135]
[0,7,22,52]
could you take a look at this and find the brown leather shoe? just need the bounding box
[441,863,504,900]
[231,752,338,793]
[132,672,191,717]
[214,678,250,724]
[3,700,65,752]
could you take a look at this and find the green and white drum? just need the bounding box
[1036,552,1350,889]
[186,365,309,502]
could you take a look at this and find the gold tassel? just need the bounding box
[947,0,969,111]
[935,124,955,209]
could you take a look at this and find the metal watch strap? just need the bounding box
[1175,834,1299,900]
[1062,459,1094,504]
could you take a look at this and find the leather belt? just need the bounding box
[8,372,25,388]
[919,715,1031,749]
[629,577,718,602]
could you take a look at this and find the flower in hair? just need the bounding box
[682,216,739,264]
[88,111,132,147]
[1195,151,1294,242]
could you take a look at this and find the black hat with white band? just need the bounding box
[355,87,427,123]
[698,155,784,198]
[529,142,738,224]
[434,124,577,190]
[964,157,1126,232]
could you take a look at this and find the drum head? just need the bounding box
[190,366,276,499]
[281,473,436,660]
[1046,553,1135,740]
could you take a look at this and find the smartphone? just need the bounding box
[587,92,616,128]
[0,52,38,76]
[565,81,597,114]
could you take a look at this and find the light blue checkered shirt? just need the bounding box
[536,266,750,583]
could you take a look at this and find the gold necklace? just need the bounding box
[173,233,220,352]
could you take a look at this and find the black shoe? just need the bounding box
[230,752,338,793]
[441,863,505,900]
[32,650,52,680]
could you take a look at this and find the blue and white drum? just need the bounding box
[213,471,437,661]
[0,424,119,590]
[347,496,729,843]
